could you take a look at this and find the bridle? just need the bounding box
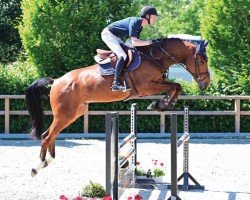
[149,38,210,83]
[179,53,210,83]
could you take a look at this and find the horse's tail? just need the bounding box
[25,77,54,140]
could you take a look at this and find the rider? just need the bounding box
[101,6,158,92]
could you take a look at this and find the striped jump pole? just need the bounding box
[106,103,137,200]
[177,106,204,191]
[168,107,204,200]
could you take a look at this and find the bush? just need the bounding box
[19,0,139,77]
[201,0,250,95]
[0,0,23,62]
[80,181,106,198]
[0,61,39,94]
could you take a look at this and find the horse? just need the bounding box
[25,37,210,177]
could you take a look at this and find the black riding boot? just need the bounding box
[111,57,130,92]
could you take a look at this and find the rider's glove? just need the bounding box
[152,39,162,47]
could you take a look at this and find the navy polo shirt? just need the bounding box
[107,17,143,38]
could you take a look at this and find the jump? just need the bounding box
[26,37,210,177]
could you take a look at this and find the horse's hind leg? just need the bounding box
[31,119,77,177]
[31,103,86,177]
[31,129,49,177]
[31,121,63,177]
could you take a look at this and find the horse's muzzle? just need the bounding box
[199,81,209,91]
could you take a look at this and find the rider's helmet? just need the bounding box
[140,6,158,18]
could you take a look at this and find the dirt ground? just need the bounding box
[0,138,250,200]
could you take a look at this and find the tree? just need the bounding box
[201,0,250,94]
[0,0,22,63]
[138,0,205,39]
[19,0,139,77]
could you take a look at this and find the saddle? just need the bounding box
[94,44,134,68]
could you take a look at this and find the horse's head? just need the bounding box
[185,40,210,90]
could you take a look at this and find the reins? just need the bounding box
[146,37,209,83]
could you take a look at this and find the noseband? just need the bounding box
[191,53,210,82]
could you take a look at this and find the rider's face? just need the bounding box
[150,15,157,24]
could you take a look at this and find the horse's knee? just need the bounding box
[175,83,182,93]
[41,134,54,149]
[42,131,49,140]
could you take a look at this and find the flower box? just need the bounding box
[152,176,163,183]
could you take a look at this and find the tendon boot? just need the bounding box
[111,57,131,92]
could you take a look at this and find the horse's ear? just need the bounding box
[204,41,208,48]
[200,40,205,47]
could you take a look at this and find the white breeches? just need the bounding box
[101,28,127,61]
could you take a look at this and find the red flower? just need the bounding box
[74,196,83,200]
[127,196,133,200]
[59,195,69,200]
[160,163,164,167]
[134,194,143,200]
[102,196,113,200]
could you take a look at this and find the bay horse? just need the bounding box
[26,38,210,177]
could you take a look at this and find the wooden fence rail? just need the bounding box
[0,95,250,134]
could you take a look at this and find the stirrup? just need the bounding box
[122,80,131,92]
[111,82,126,92]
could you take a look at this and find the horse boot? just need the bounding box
[147,94,171,111]
[111,57,131,92]
[147,100,163,112]
[166,98,178,110]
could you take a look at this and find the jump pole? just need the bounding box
[105,104,137,200]
[177,106,204,190]
[168,113,181,200]
[168,107,204,200]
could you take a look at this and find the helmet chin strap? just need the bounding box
[146,15,151,25]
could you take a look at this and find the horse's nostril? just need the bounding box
[199,82,208,91]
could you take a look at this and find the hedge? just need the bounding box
[0,80,249,133]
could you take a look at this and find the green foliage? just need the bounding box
[80,181,106,198]
[19,0,139,77]
[0,0,23,62]
[0,0,249,133]
[152,168,165,177]
[0,61,39,94]
[138,0,205,39]
[135,167,144,176]
[201,0,250,95]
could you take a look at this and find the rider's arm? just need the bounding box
[131,37,152,46]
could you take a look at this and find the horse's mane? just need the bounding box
[162,37,197,46]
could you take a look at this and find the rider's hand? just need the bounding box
[152,39,162,47]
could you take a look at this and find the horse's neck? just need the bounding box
[163,39,195,64]
[136,39,194,71]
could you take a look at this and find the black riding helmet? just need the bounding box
[140,6,158,18]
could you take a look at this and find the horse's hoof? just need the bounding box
[147,101,157,110]
[147,101,163,112]
[43,160,48,168]
[31,168,38,177]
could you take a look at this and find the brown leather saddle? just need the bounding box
[95,44,134,68]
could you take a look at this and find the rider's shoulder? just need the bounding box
[128,16,141,21]
[127,17,142,25]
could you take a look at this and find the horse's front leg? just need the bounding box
[158,82,182,110]
[147,82,182,111]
